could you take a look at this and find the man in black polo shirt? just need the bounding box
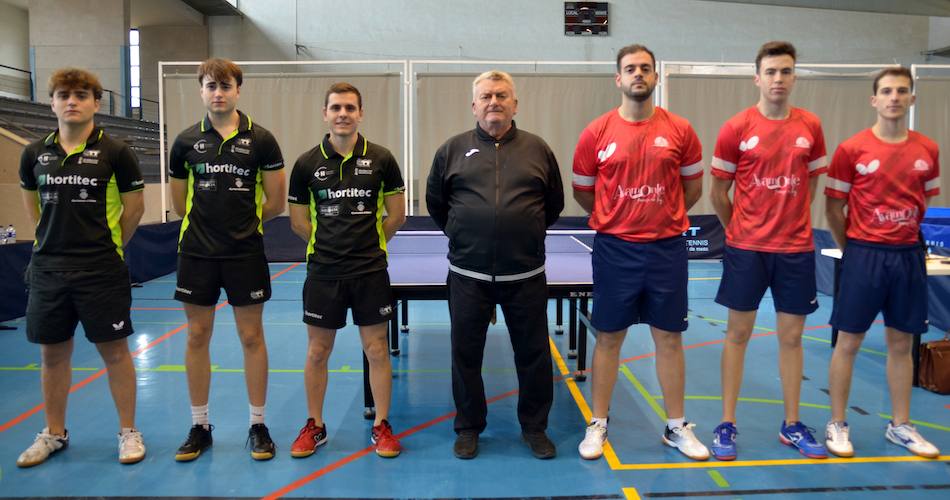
[426,70,564,459]
[17,68,146,467]
[287,82,406,458]
[168,58,286,461]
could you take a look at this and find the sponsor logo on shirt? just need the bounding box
[112,320,125,331]
[175,287,193,295]
[794,136,811,149]
[237,138,252,146]
[465,148,480,157]
[229,177,250,192]
[231,145,251,155]
[751,173,800,195]
[38,152,57,165]
[616,183,665,204]
[37,174,99,187]
[351,200,371,215]
[320,187,374,200]
[193,139,210,153]
[856,159,880,175]
[319,204,341,217]
[83,149,100,158]
[872,206,919,226]
[356,158,372,167]
[739,136,759,152]
[355,168,373,175]
[77,157,99,165]
[597,142,617,163]
[913,159,930,172]
[653,136,669,148]
[250,289,265,300]
[41,191,59,204]
[315,166,334,181]
[195,162,251,177]
[72,188,96,203]
[197,178,217,191]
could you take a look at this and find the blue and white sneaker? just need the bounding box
[710,422,737,461]
[779,421,827,459]
[885,421,939,459]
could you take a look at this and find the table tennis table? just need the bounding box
[359,231,595,418]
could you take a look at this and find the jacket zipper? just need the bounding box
[492,141,500,282]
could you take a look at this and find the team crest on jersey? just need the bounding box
[597,142,617,163]
[856,159,880,175]
[913,159,930,171]
[794,136,811,149]
[193,139,209,153]
[739,136,759,152]
[653,136,669,148]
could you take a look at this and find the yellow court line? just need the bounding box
[548,337,622,468]
[610,454,950,470]
[619,365,667,421]
[622,486,642,500]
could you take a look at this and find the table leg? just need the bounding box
[401,299,410,332]
[555,297,563,335]
[362,352,375,420]
[575,298,589,381]
[568,298,578,359]
[390,301,400,356]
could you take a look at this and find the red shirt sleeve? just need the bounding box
[711,120,739,180]
[572,127,598,192]
[824,143,853,200]
[679,123,703,180]
[808,118,828,177]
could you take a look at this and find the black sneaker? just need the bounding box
[522,430,556,459]
[175,424,213,462]
[453,430,479,459]
[248,423,276,460]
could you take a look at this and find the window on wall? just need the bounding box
[130,28,141,110]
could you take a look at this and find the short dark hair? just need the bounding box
[48,68,103,100]
[324,82,362,109]
[755,41,796,73]
[197,58,243,86]
[616,44,656,72]
[872,66,914,94]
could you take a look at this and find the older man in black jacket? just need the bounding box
[426,70,564,460]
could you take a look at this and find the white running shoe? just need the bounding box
[118,429,146,464]
[662,422,710,461]
[17,428,68,468]
[825,421,854,457]
[578,420,608,460]
[885,422,939,459]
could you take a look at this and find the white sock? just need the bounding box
[250,404,265,425]
[668,417,686,430]
[191,404,209,427]
[590,417,608,428]
[120,427,135,435]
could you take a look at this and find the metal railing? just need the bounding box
[0,64,34,101]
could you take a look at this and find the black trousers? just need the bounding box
[448,271,553,434]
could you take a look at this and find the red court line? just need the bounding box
[0,263,301,434]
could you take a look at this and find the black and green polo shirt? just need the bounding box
[169,110,284,259]
[19,127,145,270]
[288,134,405,278]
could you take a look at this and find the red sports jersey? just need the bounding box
[711,107,827,253]
[572,107,703,242]
[825,129,940,245]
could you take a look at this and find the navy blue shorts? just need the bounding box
[591,234,688,333]
[715,245,818,315]
[830,240,928,335]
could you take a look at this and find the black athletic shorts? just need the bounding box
[25,263,134,344]
[175,253,271,307]
[302,269,394,329]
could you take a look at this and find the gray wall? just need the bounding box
[209,0,941,65]
[0,2,30,99]
[139,24,209,122]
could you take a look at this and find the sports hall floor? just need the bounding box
[0,260,948,499]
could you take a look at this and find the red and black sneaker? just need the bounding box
[290,418,327,458]
[371,419,402,458]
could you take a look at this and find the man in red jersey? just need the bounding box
[824,67,940,459]
[709,41,828,460]
[573,44,708,461]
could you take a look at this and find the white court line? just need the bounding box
[570,236,594,252]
